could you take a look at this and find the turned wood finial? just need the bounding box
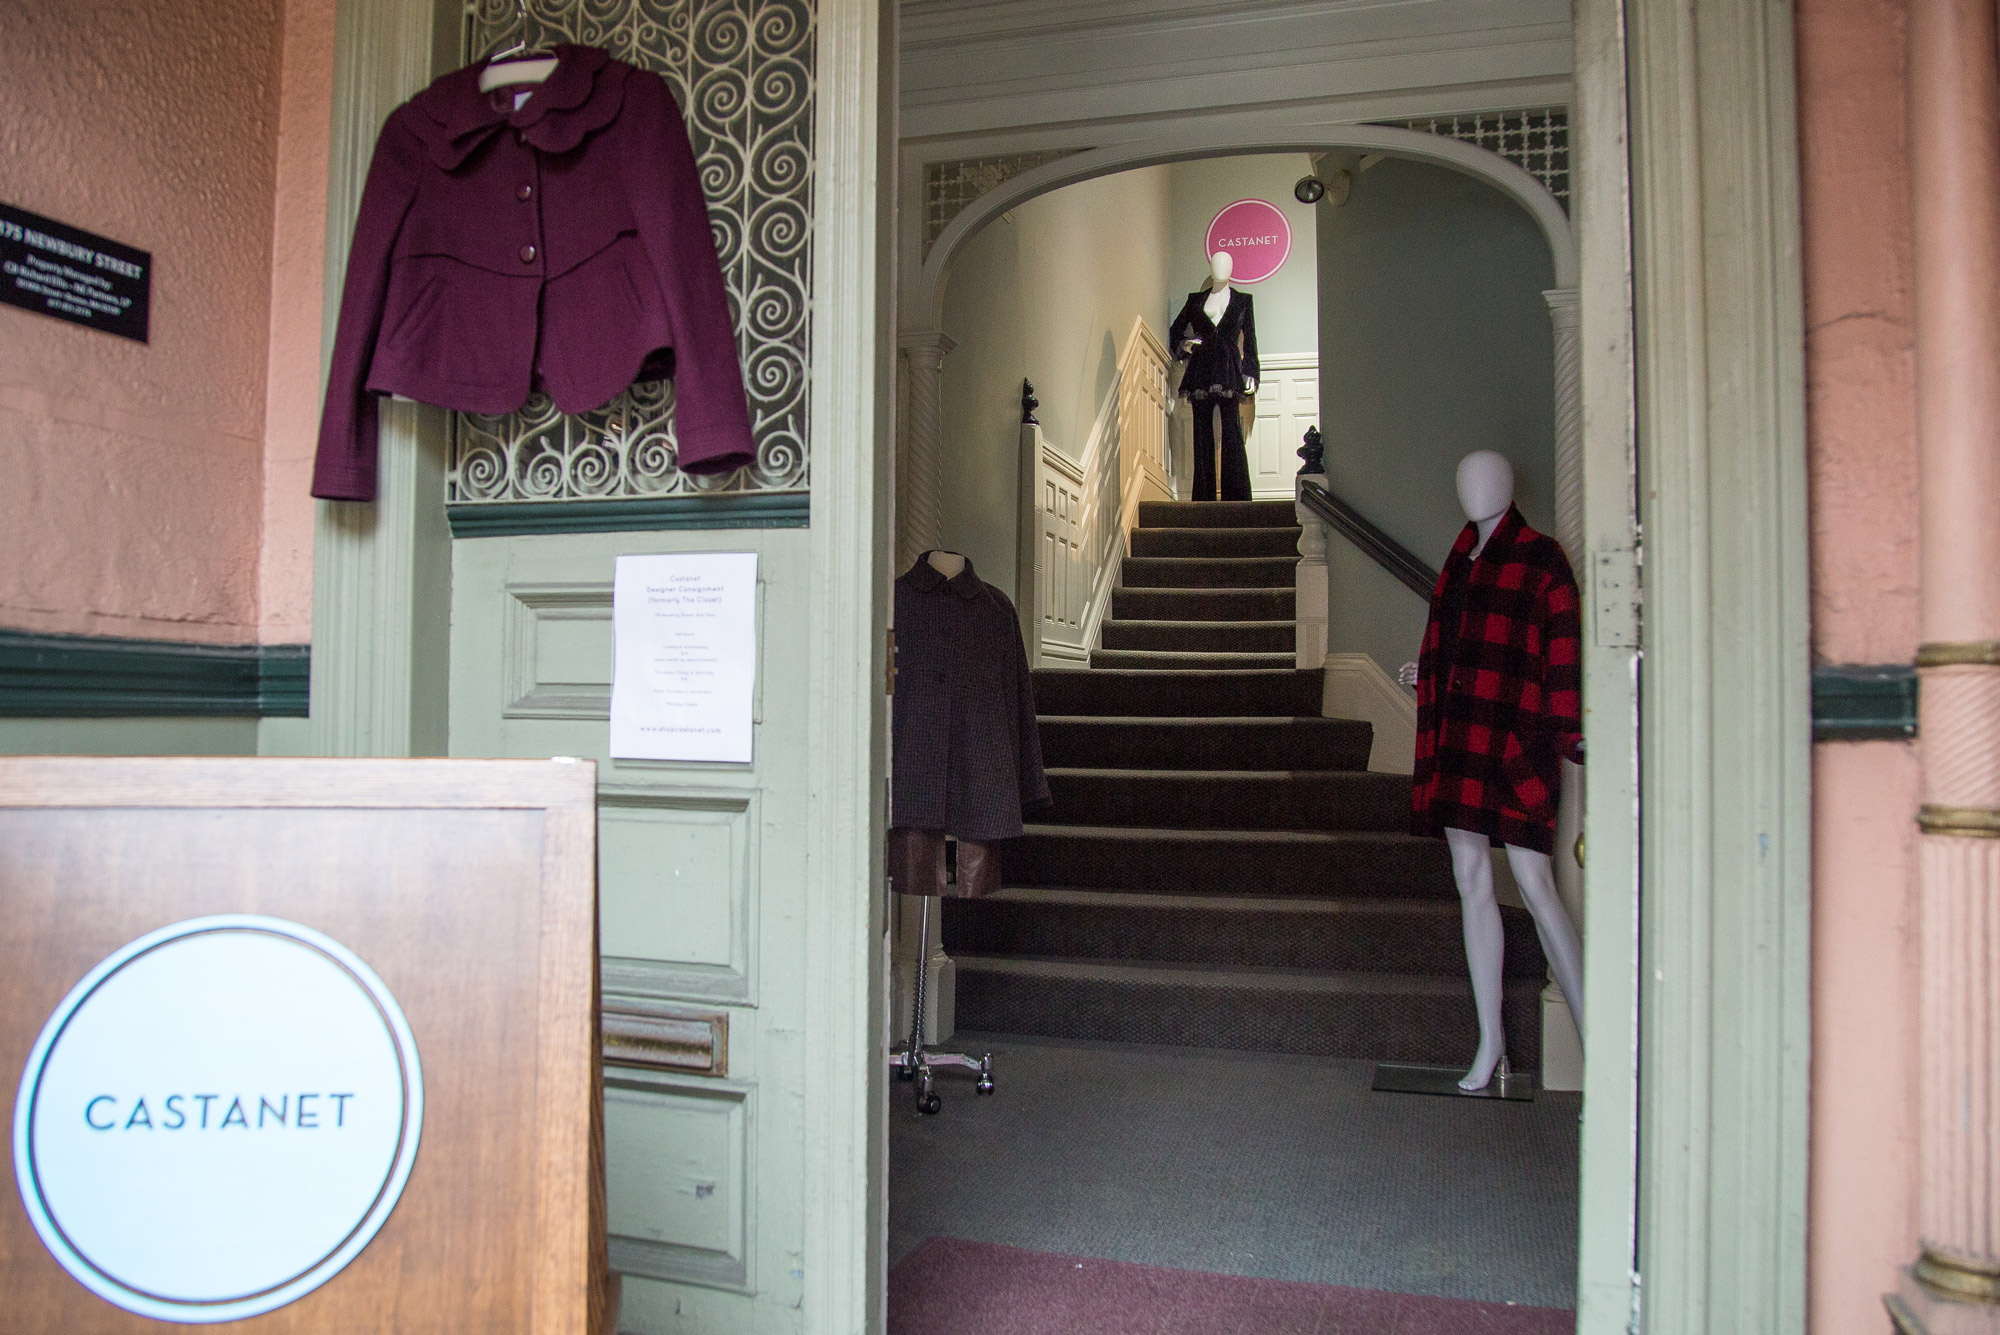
[1297,425,1326,475]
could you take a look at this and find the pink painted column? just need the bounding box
[1891,0,2000,1329]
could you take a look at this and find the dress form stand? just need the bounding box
[885,548,998,1114]
[889,887,994,1115]
[1379,451,1586,1100]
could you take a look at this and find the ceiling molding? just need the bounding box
[902,0,1570,139]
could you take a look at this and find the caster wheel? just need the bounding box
[919,1093,942,1115]
[976,1080,995,1096]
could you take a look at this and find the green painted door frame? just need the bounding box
[307,0,891,1329]
[306,0,1809,1329]
[1614,0,1813,1330]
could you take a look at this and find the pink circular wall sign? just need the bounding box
[1205,199,1292,284]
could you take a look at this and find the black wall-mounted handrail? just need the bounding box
[1297,474,1439,600]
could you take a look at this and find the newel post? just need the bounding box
[1294,429,1328,670]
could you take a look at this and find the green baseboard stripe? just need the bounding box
[447,491,810,538]
[0,632,310,718]
[1812,663,1917,741]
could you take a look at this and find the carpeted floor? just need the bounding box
[888,1237,1576,1335]
[890,1033,1580,1311]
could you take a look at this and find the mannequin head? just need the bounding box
[1455,450,1515,524]
[1209,250,1233,287]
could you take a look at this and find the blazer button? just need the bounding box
[516,183,534,201]
[519,243,537,263]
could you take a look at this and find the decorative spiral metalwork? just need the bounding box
[449,0,815,504]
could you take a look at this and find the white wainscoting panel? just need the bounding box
[1250,353,1319,499]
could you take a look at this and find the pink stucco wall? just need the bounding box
[261,0,337,644]
[0,0,333,647]
[1796,0,1923,1328]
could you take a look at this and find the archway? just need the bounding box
[896,123,1581,569]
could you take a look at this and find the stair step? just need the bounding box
[1044,767,1412,831]
[951,953,1542,1064]
[1099,619,1295,654]
[1038,715,1374,771]
[1138,499,1300,529]
[1089,649,1296,671]
[943,888,1547,977]
[1111,586,1293,622]
[1120,555,1299,589]
[1034,667,1322,717]
[1001,824,1456,898]
[1131,526,1302,559]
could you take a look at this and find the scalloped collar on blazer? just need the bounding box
[410,44,628,170]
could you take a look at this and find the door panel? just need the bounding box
[451,527,810,1326]
[1249,353,1320,499]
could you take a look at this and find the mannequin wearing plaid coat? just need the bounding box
[1410,503,1583,855]
[1404,470,1585,1092]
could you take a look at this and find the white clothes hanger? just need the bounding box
[478,0,559,93]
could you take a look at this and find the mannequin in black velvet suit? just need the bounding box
[1168,251,1261,502]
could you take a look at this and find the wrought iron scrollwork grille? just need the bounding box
[449,0,815,506]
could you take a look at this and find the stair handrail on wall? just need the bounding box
[1016,319,1174,669]
[1294,468,1423,774]
[1296,474,1439,599]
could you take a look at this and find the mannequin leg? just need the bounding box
[1502,843,1586,1042]
[1219,396,1252,501]
[1444,827,1508,1090]
[1190,402,1218,501]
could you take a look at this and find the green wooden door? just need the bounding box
[450,528,820,1329]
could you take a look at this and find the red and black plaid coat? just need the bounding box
[1411,505,1582,854]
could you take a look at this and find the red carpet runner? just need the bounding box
[889,1237,1576,1335]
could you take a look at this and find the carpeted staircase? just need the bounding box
[947,499,1546,1067]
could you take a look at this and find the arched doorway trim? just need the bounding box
[910,122,1575,332]
[896,122,1582,565]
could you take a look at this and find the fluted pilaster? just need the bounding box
[1893,0,2000,1328]
[1543,288,1584,562]
[897,331,955,572]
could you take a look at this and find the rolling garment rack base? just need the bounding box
[888,892,994,1114]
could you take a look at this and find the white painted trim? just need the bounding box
[801,1,889,1329]
[1018,374,1124,667]
[1320,653,1417,775]
[1078,541,1117,660]
[899,0,1571,141]
[1244,351,1319,501]
[1117,316,1175,535]
[1570,2,1642,1327]
[907,122,1575,332]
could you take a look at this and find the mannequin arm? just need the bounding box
[1166,299,1200,361]
[1238,293,1261,388]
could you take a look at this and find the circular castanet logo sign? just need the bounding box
[13,916,422,1323]
[1205,198,1293,283]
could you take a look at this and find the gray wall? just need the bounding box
[937,166,1173,601]
[1316,155,1557,674]
[1167,155,1320,358]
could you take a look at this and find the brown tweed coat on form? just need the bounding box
[1410,505,1583,854]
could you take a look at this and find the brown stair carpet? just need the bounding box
[948,498,1545,1069]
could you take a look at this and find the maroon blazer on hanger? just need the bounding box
[311,44,755,501]
[1410,504,1582,854]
